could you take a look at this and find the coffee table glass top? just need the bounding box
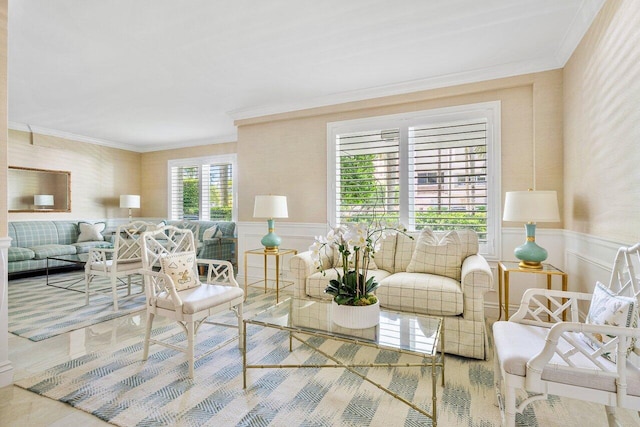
[248,297,442,357]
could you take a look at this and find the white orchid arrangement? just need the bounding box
[309,220,409,306]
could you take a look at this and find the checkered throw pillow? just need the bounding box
[406,229,462,280]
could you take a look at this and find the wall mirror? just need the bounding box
[8,166,71,212]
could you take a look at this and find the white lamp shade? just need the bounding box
[253,195,288,219]
[34,194,54,206]
[503,190,560,223]
[120,194,141,209]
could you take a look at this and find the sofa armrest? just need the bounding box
[460,254,493,321]
[290,251,318,299]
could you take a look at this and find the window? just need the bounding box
[168,155,237,221]
[328,102,500,257]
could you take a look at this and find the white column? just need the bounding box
[0,237,13,387]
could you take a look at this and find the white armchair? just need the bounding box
[85,221,150,311]
[139,225,244,379]
[493,243,640,426]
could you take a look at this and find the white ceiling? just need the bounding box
[8,0,604,152]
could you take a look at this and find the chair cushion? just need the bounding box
[160,252,199,291]
[376,272,463,316]
[88,259,142,272]
[493,321,640,396]
[406,229,462,280]
[580,281,638,362]
[153,284,244,314]
[77,222,106,242]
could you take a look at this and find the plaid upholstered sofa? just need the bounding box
[166,220,237,272]
[7,220,113,276]
[290,229,493,359]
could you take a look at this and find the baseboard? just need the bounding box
[0,360,14,388]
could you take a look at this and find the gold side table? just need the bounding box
[244,248,297,303]
[497,261,568,321]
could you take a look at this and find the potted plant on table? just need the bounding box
[309,221,408,329]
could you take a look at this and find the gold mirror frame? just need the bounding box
[8,166,71,212]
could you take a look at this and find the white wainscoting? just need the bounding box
[0,236,14,388]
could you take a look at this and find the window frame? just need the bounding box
[327,101,501,258]
[167,154,238,222]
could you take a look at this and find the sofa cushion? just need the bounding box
[376,272,464,316]
[10,221,61,247]
[373,233,396,273]
[8,246,35,262]
[393,232,417,273]
[306,268,393,300]
[77,222,106,242]
[31,244,77,260]
[406,229,462,281]
[72,241,113,254]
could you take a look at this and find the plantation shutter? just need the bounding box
[336,128,400,224]
[408,119,488,242]
[169,162,233,221]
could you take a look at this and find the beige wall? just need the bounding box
[140,142,237,218]
[563,0,640,243]
[8,130,142,220]
[237,70,564,226]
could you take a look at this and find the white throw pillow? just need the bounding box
[580,281,638,363]
[77,222,106,242]
[160,252,200,291]
[406,229,461,280]
[202,225,222,240]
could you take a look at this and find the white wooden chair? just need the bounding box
[139,225,243,378]
[85,221,150,311]
[493,243,640,426]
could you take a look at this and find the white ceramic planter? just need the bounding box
[331,300,380,329]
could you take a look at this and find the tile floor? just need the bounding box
[1,296,172,426]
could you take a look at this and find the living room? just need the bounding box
[1,0,640,425]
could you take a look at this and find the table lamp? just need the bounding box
[120,195,140,222]
[503,190,560,269]
[253,195,288,253]
[34,194,54,210]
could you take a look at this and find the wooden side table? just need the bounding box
[244,248,297,303]
[497,261,568,321]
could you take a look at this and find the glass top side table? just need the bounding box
[244,248,297,303]
[497,261,568,321]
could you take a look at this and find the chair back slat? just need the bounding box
[140,225,197,270]
[113,221,152,262]
[608,243,640,299]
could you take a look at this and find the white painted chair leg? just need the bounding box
[85,273,92,305]
[142,312,154,361]
[504,386,517,427]
[127,275,132,296]
[187,321,196,379]
[605,405,618,427]
[111,276,119,311]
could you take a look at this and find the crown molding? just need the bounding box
[229,57,560,122]
[8,121,140,152]
[8,121,237,153]
[554,0,605,65]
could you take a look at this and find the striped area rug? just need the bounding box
[15,290,640,426]
[9,271,145,341]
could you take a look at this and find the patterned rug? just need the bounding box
[14,289,640,426]
[8,271,146,341]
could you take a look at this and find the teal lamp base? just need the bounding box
[261,219,281,253]
[514,223,547,269]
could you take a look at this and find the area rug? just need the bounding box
[15,291,640,427]
[8,271,146,341]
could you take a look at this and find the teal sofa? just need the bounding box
[7,219,237,277]
[7,221,111,276]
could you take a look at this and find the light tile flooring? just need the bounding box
[1,295,174,426]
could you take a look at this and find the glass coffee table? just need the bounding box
[46,249,112,291]
[243,297,444,425]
